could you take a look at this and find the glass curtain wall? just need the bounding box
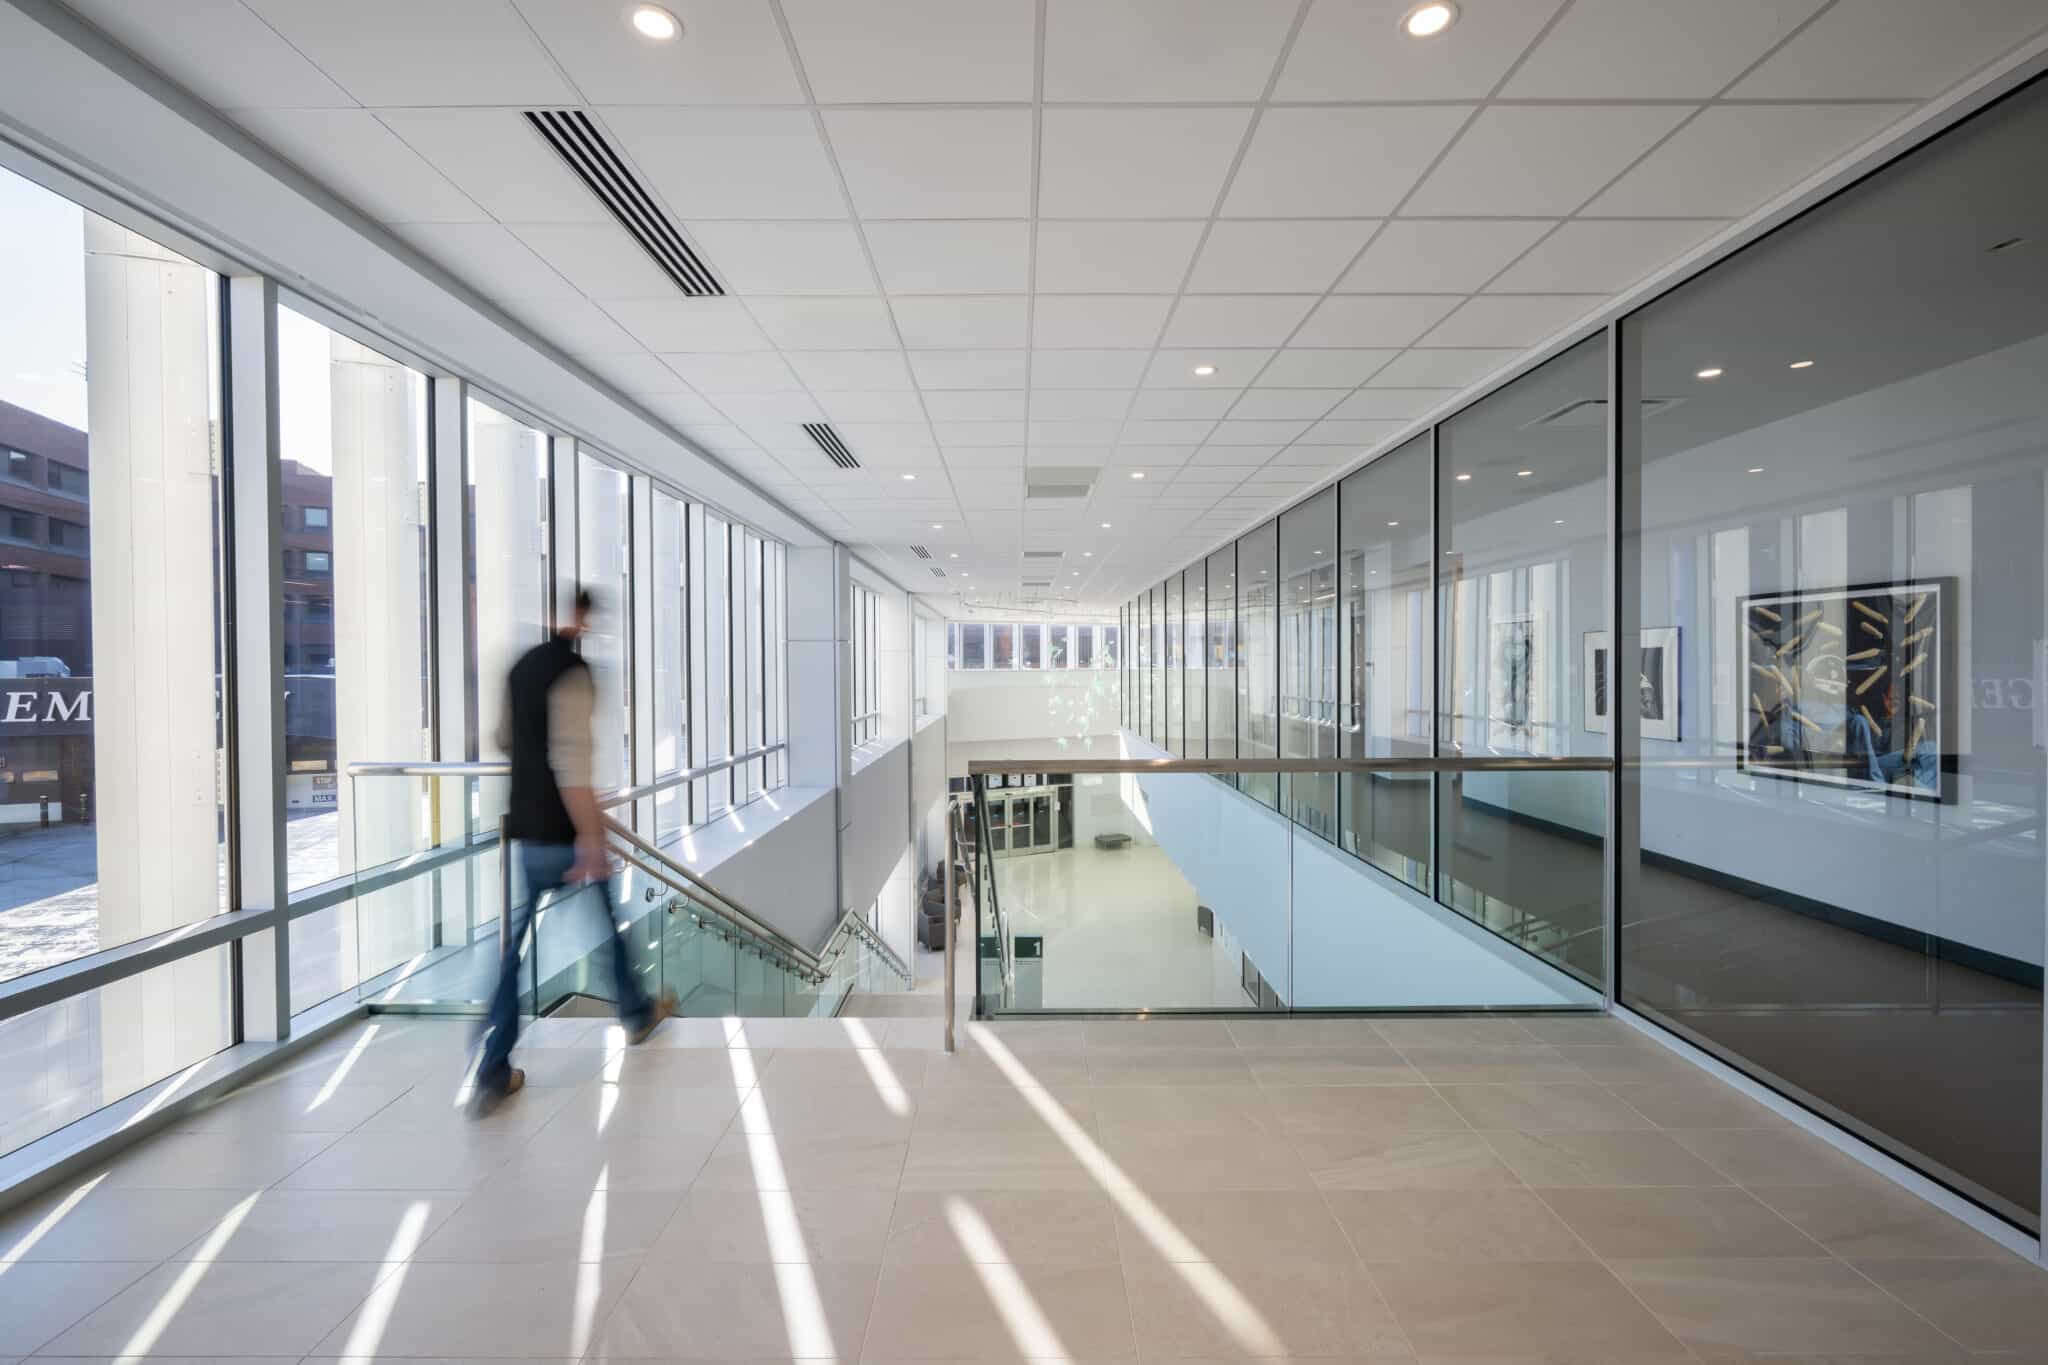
[1436,334,1609,986]
[578,451,631,792]
[692,506,732,817]
[1338,433,1433,891]
[739,530,764,799]
[1281,489,1338,836]
[1620,76,2047,1232]
[1237,520,1280,807]
[0,164,232,1156]
[1184,564,1205,759]
[276,305,432,1009]
[650,489,687,841]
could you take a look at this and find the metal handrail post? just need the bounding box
[943,801,956,1053]
[497,812,512,957]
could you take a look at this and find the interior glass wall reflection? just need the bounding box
[651,489,686,841]
[1237,520,1280,808]
[577,451,631,793]
[1437,334,1609,987]
[1620,78,2048,1230]
[1185,562,1206,759]
[1281,488,1338,838]
[1339,433,1433,891]
[1206,544,1236,762]
[1163,572,1183,755]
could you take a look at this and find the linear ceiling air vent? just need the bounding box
[524,109,722,297]
[1026,483,1092,501]
[929,567,947,579]
[1025,464,1097,502]
[1022,578,1054,590]
[803,422,859,469]
[1022,550,1063,563]
[909,544,932,560]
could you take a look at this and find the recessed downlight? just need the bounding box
[950,552,958,558]
[1697,367,1724,380]
[1387,520,1399,527]
[1788,360,1814,370]
[1401,2,1457,38]
[1515,469,1533,478]
[1191,364,1217,377]
[1101,522,1112,529]
[1454,472,1472,481]
[628,4,680,41]
[901,472,916,481]
[1083,551,1093,557]
[1130,471,1145,480]
[1747,466,1765,474]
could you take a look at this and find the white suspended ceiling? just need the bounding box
[53,0,2048,613]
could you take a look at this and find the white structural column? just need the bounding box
[430,379,471,942]
[83,217,234,1068]
[225,275,290,1039]
[785,544,847,928]
[328,333,431,981]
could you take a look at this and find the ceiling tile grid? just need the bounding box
[74,0,2048,607]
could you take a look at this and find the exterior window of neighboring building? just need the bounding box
[304,505,329,528]
[303,549,331,574]
[8,511,35,539]
[48,517,86,551]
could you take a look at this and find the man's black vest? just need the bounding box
[505,634,586,843]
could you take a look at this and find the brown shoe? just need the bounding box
[626,991,677,1045]
[469,1067,525,1118]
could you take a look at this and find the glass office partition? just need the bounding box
[1185,563,1206,758]
[578,451,631,792]
[1207,544,1236,762]
[1238,520,1280,807]
[1620,76,2047,1231]
[1437,335,1609,987]
[1163,572,1183,754]
[1338,433,1433,891]
[1281,489,1338,838]
[651,489,687,840]
[692,506,732,817]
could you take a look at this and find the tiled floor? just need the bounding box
[3,1010,2045,1362]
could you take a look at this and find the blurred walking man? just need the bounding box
[475,589,670,1113]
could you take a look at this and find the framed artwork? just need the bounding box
[1739,579,1954,802]
[1583,628,1682,741]
[1487,614,1541,748]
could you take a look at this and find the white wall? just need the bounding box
[845,736,911,946]
[945,666,1121,745]
[660,785,841,951]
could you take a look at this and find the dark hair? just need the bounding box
[575,588,598,616]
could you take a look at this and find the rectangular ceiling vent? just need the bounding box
[1026,483,1092,501]
[929,566,947,579]
[1522,397,1678,430]
[909,544,932,560]
[524,109,723,297]
[803,422,860,469]
[1022,578,1054,590]
[1022,550,1063,563]
[1026,464,1098,502]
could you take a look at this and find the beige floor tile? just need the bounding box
[278,1129,526,1191]
[636,1016,747,1048]
[731,1085,920,1141]
[1482,1128,1730,1188]
[314,1259,636,1358]
[880,1018,953,1049]
[1371,1259,1687,1357]
[1511,1014,1644,1045]
[694,1132,909,1191]
[1539,1185,1825,1258]
[1371,1016,1540,1046]
[497,1044,621,1089]
[656,1188,898,1263]
[94,1129,340,1189]
[595,1259,878,1357]
[1754,1184,2010,1259]
[170,1188,465,1262]
[1293,1131,1522,1190]
[1125,1255,1409,1357]
[1081,1019,1239,1049]
[886,1189,1121,1268]
[901,1129,1105,1195]
[1225,1017,1390,1047]
[47,1259,395,1357]
[1436,1083,1655,1132]
[0,1262,155,1355]
[1608,1080,1785,1129]
[958,1020,1093,1053]
[538,1080,746,1139]
[754,1046,930,1090]
[920,1049,1093,1089]
[482,1126,722,1194]
[1554,1042,1709,1083]
[1239,1046,1421,1086]
[865,1257,1133,1359]
[1673,1127,1873,1186]
[1612,1257,1963,1355]
[1087,1048,1256,1087]
[172,1079,410,1134]
[1112,1190,1356,1265]
[516,1017,609,1048]
[1328,1188,1591,1262]
[355,1079,577,1135]
[1253,1084,1470,1135]
[911,1083,1096,1134]
[728,1017,886,1050]
[0,1185,255,1261]
[1084,1084,1264,1135]
[1091,1129,1315,1192]
[1392,1043,1588,1084]
[600,1045,772,1089]
[415,1186,681,1261]
[1851,1258,2048,1352]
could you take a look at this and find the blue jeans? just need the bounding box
[479,841,652,1092]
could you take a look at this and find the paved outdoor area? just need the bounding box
[3,1008,2044,1361]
